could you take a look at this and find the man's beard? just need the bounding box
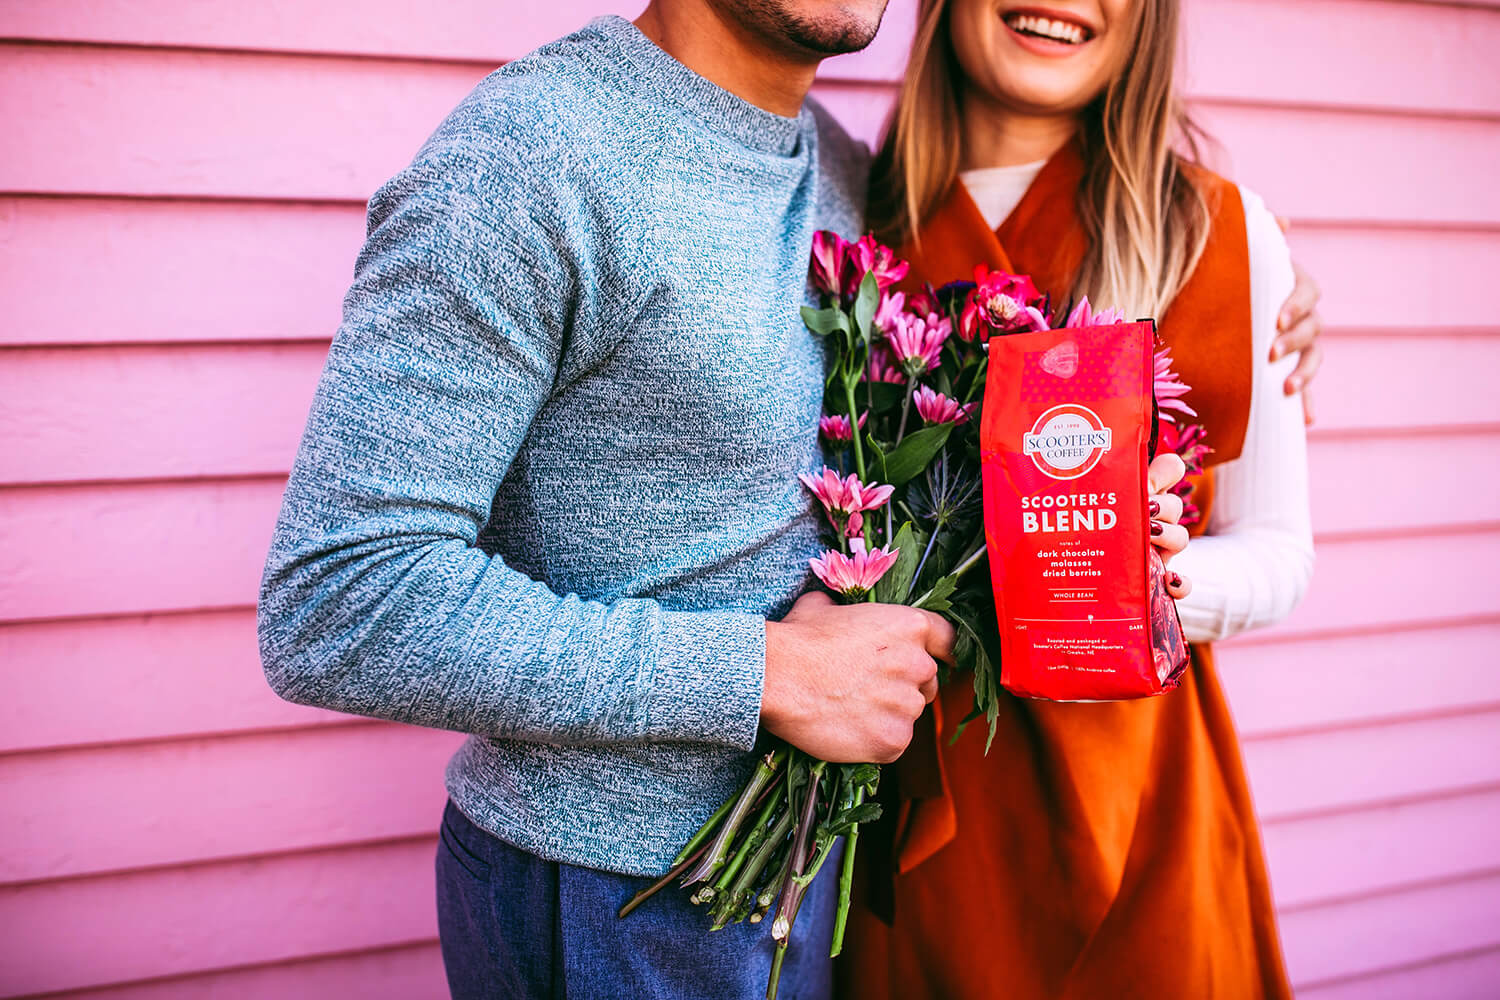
[715,0,887,56]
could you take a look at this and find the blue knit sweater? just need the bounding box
[257,16,868,876]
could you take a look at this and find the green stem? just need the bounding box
[671,785,739,867]
[680,749,785,891]
[843,376,866,481]
[829,787,865,957]
[724,806,795,924]
[895,378,916,447]
[710,780,785,927]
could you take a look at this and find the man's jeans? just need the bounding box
[435,800,839,1000]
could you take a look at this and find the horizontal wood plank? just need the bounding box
[0,195,360,347]
[0,838,438,995]
[4,42,1497,226]
[1307,429,1500,537]
[1301,945,1500,1000]
[1246,529,1500,641]
[1244,708,1500,820]
[0,610,338,754]
[0,44,898,200]
[1183,0,1500,116]
[1280,871,1500,986]
[0,723,461,884]
[1219,622,1500,738]
[1262,786,1500,909]
[1286,225,1500,332]
[0,477,282,622]
[50,941,446,1000]
[1194,102,1500,226]
[0,0,917,83]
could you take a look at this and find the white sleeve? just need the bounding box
[1169,186,1316,643]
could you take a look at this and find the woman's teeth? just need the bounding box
[1004,13,1089,44]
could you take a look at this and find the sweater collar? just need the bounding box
[589,15,812,158]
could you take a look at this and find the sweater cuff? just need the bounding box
[649,610,766,750]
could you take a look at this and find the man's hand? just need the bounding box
[1276,222,1326,426]
[763,591,955,764]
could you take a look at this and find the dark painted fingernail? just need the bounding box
[1169,572,1183,588]
[1149,500,1161,516]
[1150,521,1164,536]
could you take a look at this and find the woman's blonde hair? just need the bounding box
[868,0,1213,318]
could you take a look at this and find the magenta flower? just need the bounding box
[887,311,951,377]
[971,266,1049,335]
[1063,296,1127,328]
[958,298,985,343]
[799,467,895,519]
[845,234,910,298]
[913,385,977,426]
[1154,347,1197,421]
[809,539,902,600]
[1159,419,1210,474]
[810,230,847,299]
[867,343,907,384]
[819,412,867,444]
[873,290,907,335]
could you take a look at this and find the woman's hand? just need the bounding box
[1148,452,1192,600]
[1275,220,1326,426]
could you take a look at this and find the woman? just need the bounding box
[838,1,1314,997]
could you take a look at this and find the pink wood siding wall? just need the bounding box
[2,1,1497,995]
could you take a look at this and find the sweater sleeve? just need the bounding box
[1170,187,1316,643]
[256,145,765,750]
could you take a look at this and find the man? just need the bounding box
[257,2,1323,997]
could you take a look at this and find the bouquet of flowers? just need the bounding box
[619,233,1208,998]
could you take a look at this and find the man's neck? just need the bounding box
[960,96,1079,170]
[635,0,821,118]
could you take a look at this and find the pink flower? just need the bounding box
[867,343,907,384]
[887,311,951,377]
[971,265,1049,335]
[1063,296,1127,328]
[798,467,895,518]
[819,412,867,444]
[873,290,906,336]
[913,385,977,425]
[810,230,847,298]
[809,539,902,600]
[1154,347,1197,421]
[845,234,910,298]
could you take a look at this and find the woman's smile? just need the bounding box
[1000,7,1098,53]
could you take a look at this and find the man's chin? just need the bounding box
[725,0,888,57]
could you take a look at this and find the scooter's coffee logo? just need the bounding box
[1023,404,1112,480]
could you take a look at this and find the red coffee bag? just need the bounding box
[979,321,1189,701]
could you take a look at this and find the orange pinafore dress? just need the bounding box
[837,143,1294,1000]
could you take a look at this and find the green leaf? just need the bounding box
[914,572,958,614]
[879,423,954,488]
[852,272,879,344]
[864,434,888,484]
[801,304,850,337]
[874,523,922,604]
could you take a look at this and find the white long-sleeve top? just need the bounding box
[962,163,1315,643]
